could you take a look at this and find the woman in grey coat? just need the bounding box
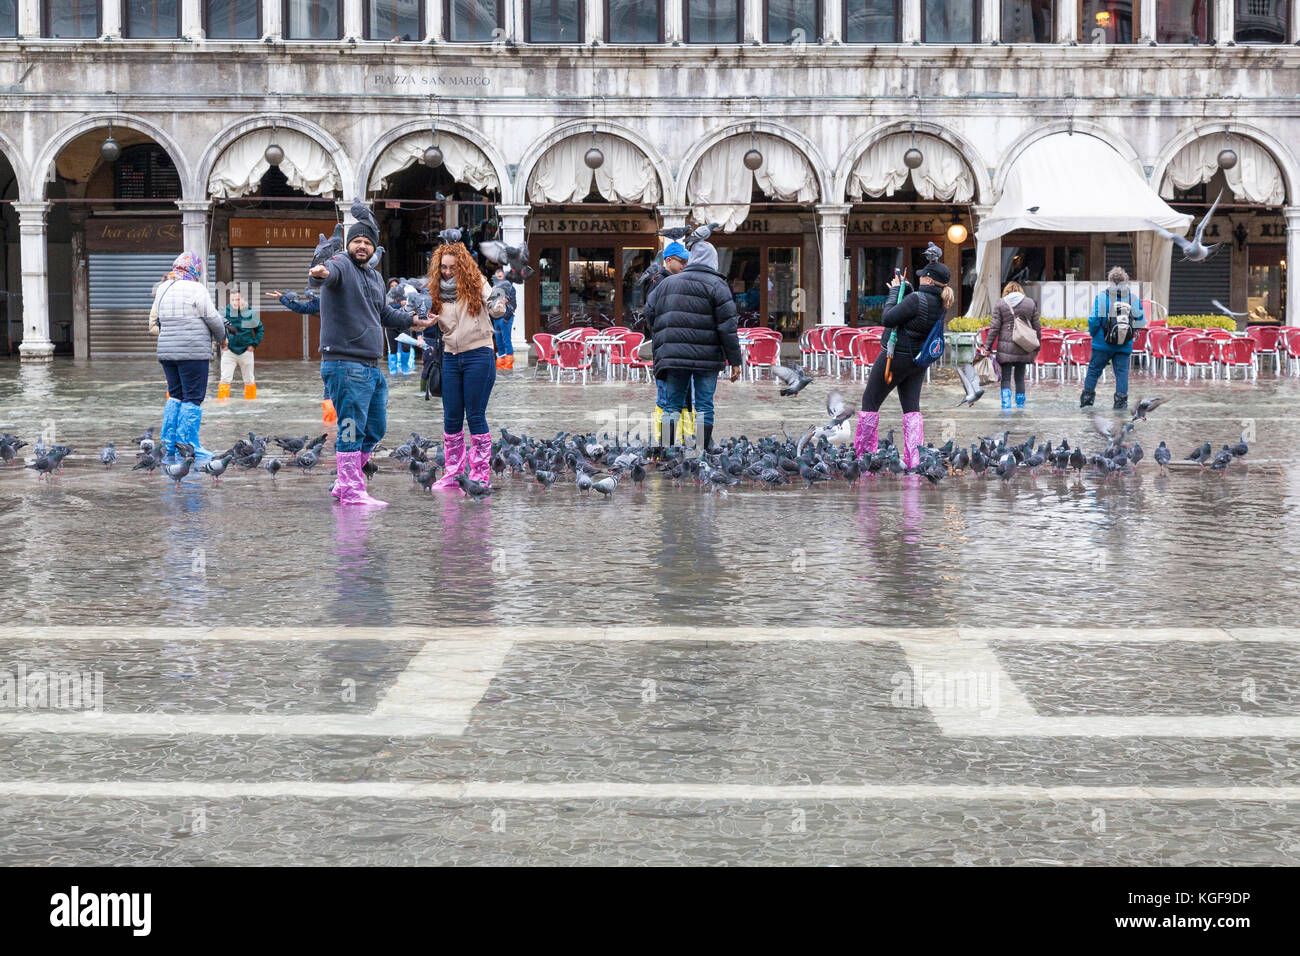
[151,252,225,459]
[986,280,1041,410]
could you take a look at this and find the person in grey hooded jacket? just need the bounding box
[151,252,225,461]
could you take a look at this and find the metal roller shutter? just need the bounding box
[1169,251,1231,316]
[88,253,176,356]
[230,247,317,298]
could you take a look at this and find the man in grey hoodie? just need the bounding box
[309,219,432,507]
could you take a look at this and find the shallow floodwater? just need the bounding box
[2,357,1299,866]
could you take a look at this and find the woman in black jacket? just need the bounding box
[853,261,955,471]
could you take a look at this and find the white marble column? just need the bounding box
[1139,0,1156,42]
[345,0,364,38]
[982,0,1000,42]
[508,0,523,41]
[426,0,442,39]
[496,204,530,349]
[263,0,282,37]
[664,0,683,42]
[1286,207,1300,326]
[901,0,921,43]
[102,0,123,36]
[15,202,53,363]
[743,0,761,41]
[1057,0,1077,43]
[586,0,603,41]
[177,201,212,282]
[182,0,204,38]
[18,0,41,36]
[816,203,851,326]
[1217,0,1234,43]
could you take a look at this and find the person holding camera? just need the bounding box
[1081,266,1144,410]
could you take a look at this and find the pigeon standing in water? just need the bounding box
[591,475,618,498]
[135,427,155,454]
[262,457,282,480]
[99,442,116,468]
[1229,434,1249,460]
[200,454,232,482]
[25,455,58,481]
[1153,441,1171,473]
[455,472,493,500]
[161,444,196,486]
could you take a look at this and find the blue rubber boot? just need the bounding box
[1015,392,1026,408]
[159,397,182,463]
[1000,388,1012,410]
[387,352,399,375]
[400,346,414,375]
[176,402,215,460]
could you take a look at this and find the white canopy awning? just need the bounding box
[527,136,661,205]
[847,133,975,203]
[977,133,1192,241]
[208,128,341,199]
[687,133,819,231]
[1160,133,1286,206]
[368,131,500,193]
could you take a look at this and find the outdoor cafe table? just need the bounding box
[585,334,624,378]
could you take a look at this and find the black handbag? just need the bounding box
[423,328,444,400]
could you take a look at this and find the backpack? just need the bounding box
[1102,289,1134,346]
[912,292,946,369]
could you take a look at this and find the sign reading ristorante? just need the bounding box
[229,218,339,248]
[529,216,657,234]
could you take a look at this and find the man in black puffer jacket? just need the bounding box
[644,240,743,454]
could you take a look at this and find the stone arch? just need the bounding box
[993,120,1143,197]
[30,113,194,201]
[1151,121,1297,206]
[355,117,512,199]
[675,121,830,208]
[195,114,353,200]
[835,120,991,205]
[513,119,674,206]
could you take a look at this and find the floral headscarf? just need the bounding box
[166,252,203,282]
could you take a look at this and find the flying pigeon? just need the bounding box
[1147,189,1224,262]
[955,363,985,407]
[1130,397,1168,422]
[772,364,813,397]
[1211,299,1247,319]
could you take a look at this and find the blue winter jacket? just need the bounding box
[1088,286,1145,353]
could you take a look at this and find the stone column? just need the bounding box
[263,0,282,38]
[816,204,851,326]
[1217,0,1233,44]
[663,0,683,42]
[15,202,52,363]
[507,0,523,41]
[182,0,204,38]
[18,0,41,36]
[1286,207,1300,326]
[344,0,364,38]
[69,207,89,359]
[1057,0,1077,43]
[743,0,761,42]
[982,0,1001,43]
[656,204,690,235]
[102,0,122,36]
[901,0,921,43]
[496,204,531,350]
[1139,0,1155,42]
[426,0,442,40]
[586,0,603,41]
[822,0,841,43]
[178,200,213,281]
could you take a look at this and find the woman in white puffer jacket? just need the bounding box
[150,252,225,460]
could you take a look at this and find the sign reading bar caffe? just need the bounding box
[85,218,182,253]
[230,218,339,248]
[849,215,946,235]
[529,216,657,235]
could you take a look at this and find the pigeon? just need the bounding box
[1211,299,1247,319]
[683,222,721,249]
[294,448,320,473]
[1229,434,1249,459]
[438,227,464,246]
[415,463,440,490]
[1153,441,1171,472]
[134,426,155,447]
[955,363,985,407]
[200,454,232,482]
[132,450,161,474]
[1210,446,1234,472]
[349,197,379,242]
[455,472,493,500]
[799,463,830,489]
[772,364,813,397]
[576,472,594,494]
[1147,189,1224,262]
[99,442,116,468]
[262,457,282,480]
[0,443,14,466]
[275,435,309,455]
[591,476,618,498]
[25,455,58,480]
[1185,441,1212,465]
[1026,205,1040,214]
[1131,397,1168,422]
[535,469,557,489]
[161,450,195,485]
[311,224,345,268]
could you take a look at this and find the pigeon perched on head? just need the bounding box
[349,197,378,239]
[99,442,116,468]
[438,227,464,246]
[311,224,345,268]
[772,364,813,397]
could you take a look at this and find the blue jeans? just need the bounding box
[321,361,388,453]
[442,347,496,436]
[1083,346,1131,395]
[161,359,210,405]
[660,372,717,427]
[492,314,514,356]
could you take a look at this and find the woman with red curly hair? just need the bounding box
[426,242,505,491]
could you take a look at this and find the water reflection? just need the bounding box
[330,506,392,626]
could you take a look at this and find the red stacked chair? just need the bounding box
[745,336,781,381]
[1217,337,1258,379]
[553,339,594,385]
[1032,337,1065,380]
[531,333,558,380]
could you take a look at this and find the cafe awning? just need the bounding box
[977,133,1192,241]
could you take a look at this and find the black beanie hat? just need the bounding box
[346,220,379,250]
[918,261,951,284]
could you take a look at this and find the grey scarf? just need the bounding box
[439,277,457,302]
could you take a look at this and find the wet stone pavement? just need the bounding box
[1,357,1299,865]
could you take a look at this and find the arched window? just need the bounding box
[843,0,899,42]
[114,145,182,202]
[526,0,582,40]
[444,0,501,39]
[766,0,819,42]
[923,0,978,42]
[43,0,101,36]
[204,0,260,37]
[123,0,181,36]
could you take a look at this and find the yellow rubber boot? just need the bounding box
[244,383,257,400]
[680,408,695,441]
[322,399,337,424]
[217,382,231,400]
[652,406,663,445]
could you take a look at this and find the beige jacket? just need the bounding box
[436,277,500,355]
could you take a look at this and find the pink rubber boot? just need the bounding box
[335,451,388,508]
[432,431,466,490]
[902,411,924,471]
[468,432,493,488]
[853,411,879,458]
